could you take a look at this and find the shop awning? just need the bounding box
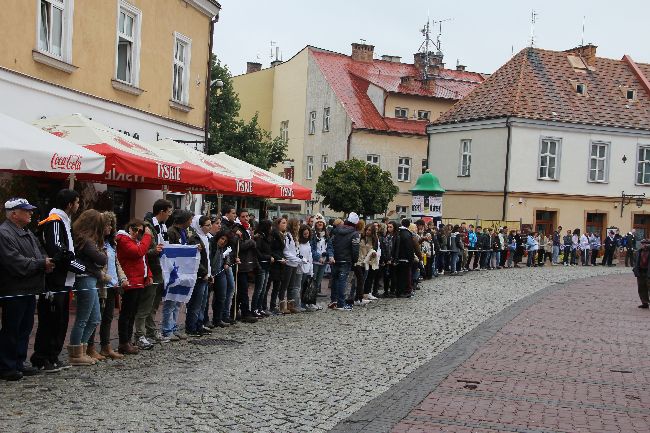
[32,114,213,190]
[0,112,105,174]
[150,139,311,200]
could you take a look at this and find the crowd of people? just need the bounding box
[0,189,643,381]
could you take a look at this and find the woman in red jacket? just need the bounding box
[116,218,153,355]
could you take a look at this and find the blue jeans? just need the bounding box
[162,300,182,336]
[331,263,351,307]
[491,251,500,268]
[222,267,235,322]
[252,269,270,311]
[450,252,459,273]
[69,276,101,345]
[552,245,560,264]
[185,279,208,332]
[211,271,227,324]
[313,263,326,294]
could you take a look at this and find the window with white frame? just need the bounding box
[459,139,472,176]
[367,154,380,166]
[538,138,560,180]
[321,155,328,172]
[308,111,316,134]
[323,107,330,132]
[172,33,192,104]
[115,2,141,85]
[280,121,289,144]
[306,156,314,179]
[398,157,411,182]
[37,0,73,61]
[589,142,609,182]
[417,110,430,120]
[637,146,650,185]
[395,107,408,118]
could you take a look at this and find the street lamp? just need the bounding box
[306,192,321,216]
[620,191,646,217]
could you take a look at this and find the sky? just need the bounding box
[213,0,650,76]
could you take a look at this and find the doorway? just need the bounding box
[107,187,132,228]
[535,210,556,236]
[586,212,607,240]
[633,213,650,239]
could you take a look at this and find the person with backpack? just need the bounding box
[31,189,83,373]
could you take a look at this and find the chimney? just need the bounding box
[564,44,598,67]
[381,55,402,63]
[270,60,282,68]
[246,62,262,74]
[351,43,375,63]
[414,52,444,75]
[456,64,466,72]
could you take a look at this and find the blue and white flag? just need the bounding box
[161,244,200,303]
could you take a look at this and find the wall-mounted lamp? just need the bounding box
[622,155,627,163]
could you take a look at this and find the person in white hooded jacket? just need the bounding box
[279,218,302,314]
[185,215,213,336]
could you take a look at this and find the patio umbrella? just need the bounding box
[0,112,104,174]
[32,114,212,190]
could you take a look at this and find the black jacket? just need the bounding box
[269,230,286,280]
[633,246,650,278]
[74,240,107,280]
[144,215,168,284]
[255,233,273,271]
[0,220,48,296]
[189,233,209,279]
[392,227,415,262]
[331,223,360,264]
[38,212,85,288]
[233,224,258,274]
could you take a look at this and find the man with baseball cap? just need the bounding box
[0,198,55,381]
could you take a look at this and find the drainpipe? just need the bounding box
[204,14,219,152]
[346,124,353,160]
[502,116,512,221]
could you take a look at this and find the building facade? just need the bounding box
[233,43,484,217]
[0,0,220,220]
[428,45,650,237]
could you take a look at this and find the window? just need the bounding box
[459,139,471,177]
[367,154,380,166]
[421,158,428,174]
[637,146,650,185]
[308,111,316,134]
[115,2,141,85]
[539,138,560,180]
[306,156,313,180]
[321,155,329,172]
[280,121,289,144]
[627,89,636,100]
[395,107,408,118]
[417,110,430,120]
[576,83,586,95]
[37,0,73,62]
[172,33,192,104]
[323,107,330,132]
[396,205,408,215]
[398,157,411,182]
[589,142,609,182]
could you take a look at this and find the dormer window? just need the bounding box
[627,89,636,100]
[576,83,587,95]
[395,107,408,118]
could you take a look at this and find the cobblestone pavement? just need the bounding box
[382,273,650,433]
[0,265,627,433]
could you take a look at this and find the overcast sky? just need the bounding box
[213,0,650,76]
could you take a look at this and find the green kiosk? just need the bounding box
[410,170,445,227]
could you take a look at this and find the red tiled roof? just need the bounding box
[310,48,484,136]
[434,47,650,130]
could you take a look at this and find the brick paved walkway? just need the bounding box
[388,273,650,433]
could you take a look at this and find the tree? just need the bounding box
[206,56,287,170]
[316,159,399,216]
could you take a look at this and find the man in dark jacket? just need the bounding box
[142,199,172,344]
[233,208,258,323]
[0,198,54,381]
[633,238,650,308]
[392,219,416,297]
[602,230,616,266]
[220,205,238,323]
[330,212,360,310]
[31,189,81,373]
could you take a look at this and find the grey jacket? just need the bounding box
[0,220,47,296]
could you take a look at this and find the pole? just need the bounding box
[162,185,168,199]
[231,238,240,321]
[67,173,76,189]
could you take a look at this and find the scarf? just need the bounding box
[191,216,211,276]
[50,208,75,286]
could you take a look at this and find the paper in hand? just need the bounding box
[223,246,232,258]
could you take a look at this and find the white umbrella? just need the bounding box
[0,112,105,174]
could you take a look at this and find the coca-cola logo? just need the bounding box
[42,127,69,138]
[51,153,82,171]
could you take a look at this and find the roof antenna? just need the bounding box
[417,14,452,80]
[530,10,538,47]
[581,15,586,46]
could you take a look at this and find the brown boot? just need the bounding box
[86,344,106,361]
[67,345,93,366]
[279,300,289,314]
[100,344,124,360]
[287,300,301,314]
[118,342,140,355]
[81,344,97,364]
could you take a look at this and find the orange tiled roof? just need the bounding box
[434,47,650,130]
[310,48,485,136]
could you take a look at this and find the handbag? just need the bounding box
[302,275,318,305]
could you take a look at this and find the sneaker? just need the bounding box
[137,336,154,350]
[201,325,213,333]
[354,300,362,306]
[36,359,61,374]
[187,329,202,337]
[53,359,70,370]
[168,333,180,342]
[174,332,187,340]
[327,302,337,309]
[361,299,371,305]
[336,305,353,311]
[20,366,40,377]
[159,335,172,343]
[367,294,378,300]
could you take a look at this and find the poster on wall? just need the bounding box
[411,195,443,218]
